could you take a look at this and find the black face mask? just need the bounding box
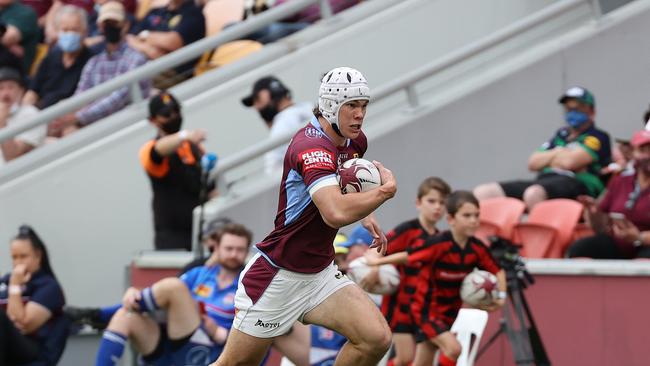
[103,24,122,44]
[258,103,279,124]
[160,116,182,134]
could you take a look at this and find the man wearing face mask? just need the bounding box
[23,5,95,112]
[50,0,149,136]
[475,86,612,210]
[241,76,313,175]
[0,67,45,165]
[140,91,214,251]
[568,129,650,259]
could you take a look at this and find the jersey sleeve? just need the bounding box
[577,134,606,162]
[289,138,338,196]
[385,222,415,255]
[139,140,169,178]
[29,277,65,312]
[406,243,436,264]
[473,242,501,274]
[179,266,201,289]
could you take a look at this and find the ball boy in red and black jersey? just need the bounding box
[367,191,506,366]
[365,177,451,366]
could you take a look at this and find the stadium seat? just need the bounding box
[433,309,488,366]
[194,40,263,76]
[513,199,583,258]
[475,197,526,245]
[572,222,594,242]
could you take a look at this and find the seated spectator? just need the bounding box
[21,0,52,30]
[85,0,137,52]
[241,76,313,175]
[474,87,612,210]
[338,224,373,263]
[140,91,214,251]
[49,0,149,136]
[128,0,205,88]
[240,0,308,44]
[276,0,360,23]
[0,0,39,73]
[23,5,95,111]
[0,225,68,365]
[0,67,45,165]
[94,223,253,366]
[0,311,40,365]
[567,129,650,259]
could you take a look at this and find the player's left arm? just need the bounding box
[476,243,507,311]
[365,251,407,266]
[550,135,603,171]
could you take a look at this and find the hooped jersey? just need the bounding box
[180,264,239,329]
[256,116,367,273]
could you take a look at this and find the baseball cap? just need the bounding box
[202,217,232,238]
[333,233,349,254]
[241,76,288,107]
[558,86,595,107]
[339,225,373,248]
[0,67,24,86]
[97,1,125,23]
[631,130,650,148]
[149,91,181,118]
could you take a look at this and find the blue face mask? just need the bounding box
[565,110,589,129]
[57,31,81,53]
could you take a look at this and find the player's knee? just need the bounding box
[473,182,503,200]
[156,277,185,292]
[443,342,462,360]
[361,324,392,356]
[523,184,546,204]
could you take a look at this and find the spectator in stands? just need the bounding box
[0,0,39,73]
[94,223,253,366]
[22,0,52,30]
[338,224,373,263]
[180,217,233,274]
[0,22,23,71]
[474,87,612,210]
[140,91,215,251]
[85,0,137,52]
[276,0,360,23]
[240,0,308,44]
[44,0,134,43]
[128,0,205,88]
[0,67,45,165]
[0,225,68,365]
[49,0,149,136]
[23,5,95,111]
[241,76,313,175]
[567,129,650,259]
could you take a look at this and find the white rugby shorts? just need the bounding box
[232,253,353,338]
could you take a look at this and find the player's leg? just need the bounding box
[472,182,506,201]
[144,277,201,339]
[429,332,461,366]
[95,307,160,366]
[412,340,437,366]
[303,284,392,366]
[272,322,311,366]
[210,329,274,366]
[392,333,416,366]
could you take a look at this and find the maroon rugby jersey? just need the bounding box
[256,116,367,273]
[407,231,500,325]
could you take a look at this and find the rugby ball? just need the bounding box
[347,257,400,295]
[460,270,498,307]
[338,158,382,194]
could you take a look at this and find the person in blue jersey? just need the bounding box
[0,225,68,366]
[94,223,252,366]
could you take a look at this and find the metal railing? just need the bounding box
[208,0,600,189]
[0,0,332,143]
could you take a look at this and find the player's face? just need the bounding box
[416,189,446,225]
[216,233,249,271]
[448,202,480,238]
[338,100,368,138]
[10,239,41,274]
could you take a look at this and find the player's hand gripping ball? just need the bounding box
[460,270,499,307]
[338,158,382,193]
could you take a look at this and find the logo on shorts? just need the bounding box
[255,319,280,329]
[335,271,343,279]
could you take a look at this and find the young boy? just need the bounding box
[367,191,506,366]
[366,177,451,366]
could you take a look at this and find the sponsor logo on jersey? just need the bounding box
[438,270,467,280]
[195,284,212,298]
[254,319,280,328]
[583,135,601,151]
[305,127,323,139]
[300,149,335,172]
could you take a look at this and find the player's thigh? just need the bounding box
[303,284,390,346]
[156,278,201,339]
[430,331,461,358]
[392,333,416,362]
[412,340,437,366]
[110,308,161,355]
[211,328,274,366]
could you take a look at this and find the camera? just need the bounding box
[488,236,534,287]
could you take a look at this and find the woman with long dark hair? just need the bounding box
[0,225,68,365]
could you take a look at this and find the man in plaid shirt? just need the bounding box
[51,1,150,136]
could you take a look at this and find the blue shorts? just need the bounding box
[140,323,223,366]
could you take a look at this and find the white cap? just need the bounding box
[318,67,370,129]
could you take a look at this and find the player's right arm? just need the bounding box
[365,251,408,266]
[311,160,396,228]
[153,129,206,156]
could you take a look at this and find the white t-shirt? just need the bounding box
[265,101,314,174]
[0,105,45,166]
